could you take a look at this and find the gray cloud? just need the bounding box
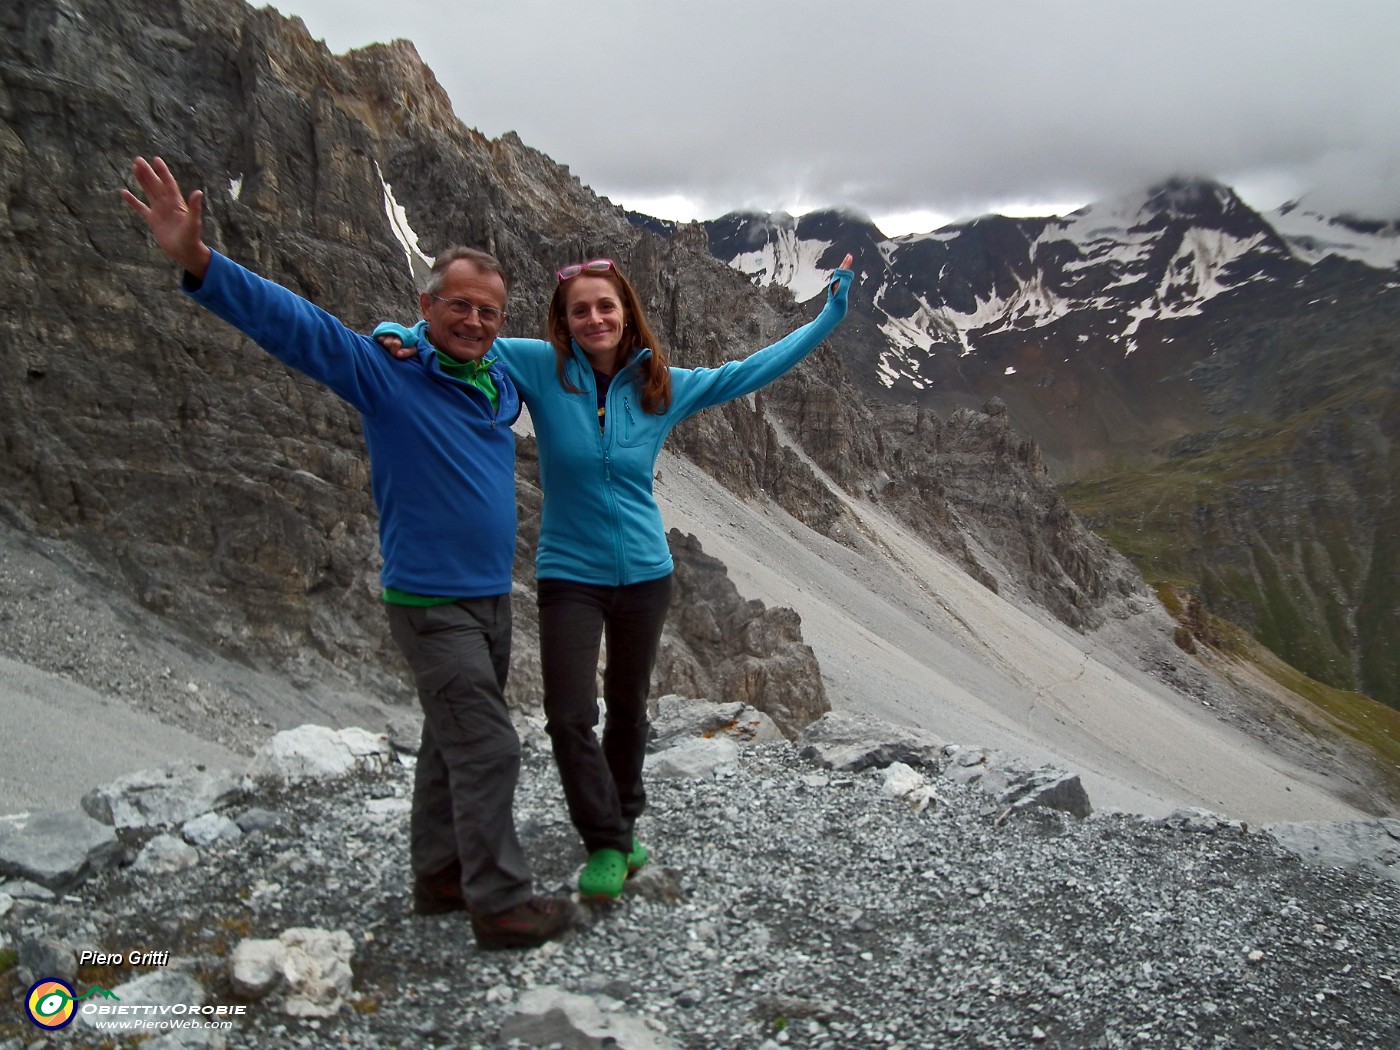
[270,0,1400,232]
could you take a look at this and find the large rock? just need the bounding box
[132,834,201,876]
[246,725,392,783]
[648,694,784,751]
[941,745,1094,818]
[279,928,356,1018]
[81,762,243,829]
[644,737,740,780]
[798,712,945,773]
[996,767,1093,819]
[0,810,121,891]
[226,927,355,1016]
[654,532,829,738]
[181,812,243,847]
[229,938,286,1000]
[881,761,938,813]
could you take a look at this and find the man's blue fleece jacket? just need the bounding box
[377,268,852,587]
[186,250,521,597]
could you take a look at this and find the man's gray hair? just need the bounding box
[424,247,509,297]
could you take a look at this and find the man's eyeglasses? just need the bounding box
[429,295,505,324]
[557,258,617,282]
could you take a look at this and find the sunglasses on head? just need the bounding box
[557,258,617,282]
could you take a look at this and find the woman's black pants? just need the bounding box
[536,573,674,854]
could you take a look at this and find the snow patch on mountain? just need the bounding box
[873,286,966,382]
[970,271,1073,334]
[1270,204,1400,270]
[1120,227,1271,352]
[378,165,432,274]
[873,271,1075,367]
[1042,210,1156,275]
[896,228,962,246]
[730,227,835,302]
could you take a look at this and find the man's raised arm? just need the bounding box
[119,154,405,414]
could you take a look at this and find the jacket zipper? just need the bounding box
[582,347,653,585]
[585,360,626,583]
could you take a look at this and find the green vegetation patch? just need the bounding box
[1063,387,1398,707]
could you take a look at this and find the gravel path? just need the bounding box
[5,737,1397,1050]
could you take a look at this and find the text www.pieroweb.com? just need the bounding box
[82,1003,245,1031]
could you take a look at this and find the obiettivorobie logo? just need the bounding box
[24,979,119,1029]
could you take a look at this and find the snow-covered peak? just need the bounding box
[705,179,1396,387]
[1142,178,1243,220]
[710,209,883,302]
[1048,179,1246,240]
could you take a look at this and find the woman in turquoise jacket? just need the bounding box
[378,252,853,900]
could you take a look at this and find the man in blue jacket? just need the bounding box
[122,156,570,950]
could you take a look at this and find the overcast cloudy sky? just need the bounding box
[267,0,1398,236]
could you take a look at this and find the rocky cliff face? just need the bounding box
[869,399,1140,629]
[1,0,1142,728]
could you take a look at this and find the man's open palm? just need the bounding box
[121,156,211,279]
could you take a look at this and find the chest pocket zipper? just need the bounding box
[616,396,640,446]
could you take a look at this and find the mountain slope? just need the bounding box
[704,184,1400,710]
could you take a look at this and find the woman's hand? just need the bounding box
[830,252,854,297]
[371,322,420,360]
[377,333,414,359]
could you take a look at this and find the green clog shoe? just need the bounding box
[578,849,628,901]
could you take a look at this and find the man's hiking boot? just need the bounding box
[412,861,466,915]
[470,895,573,950]
[578,848,628,901]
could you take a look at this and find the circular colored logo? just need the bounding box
[25,979,77,1029]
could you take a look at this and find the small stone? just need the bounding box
[235,808,284,834]
[132,834,200,875]
[181,812,242,847]
[229,938,285,999]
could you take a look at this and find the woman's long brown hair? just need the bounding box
[547,267,672,415]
